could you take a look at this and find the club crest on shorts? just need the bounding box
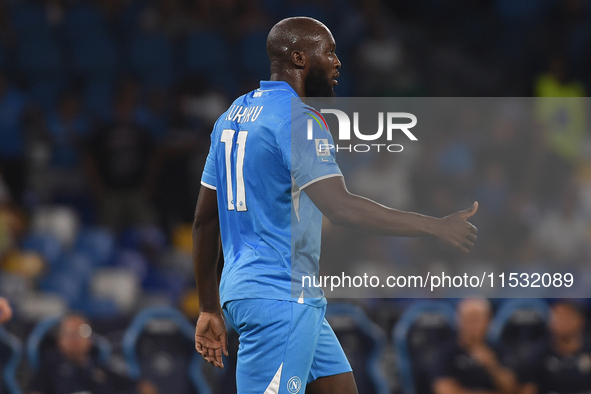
[287,376,302,393]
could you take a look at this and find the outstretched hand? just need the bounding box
[195,311,228,369]
[0,297,12,325]
[437,201,478,253]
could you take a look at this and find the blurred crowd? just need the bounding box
[1,0,591,393]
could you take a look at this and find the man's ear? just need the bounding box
[291,50,306,69]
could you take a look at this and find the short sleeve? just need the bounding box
[201,118,221,190]
[288,104,342,189]
[201,140,217,190]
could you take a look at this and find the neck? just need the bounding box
[554,333,583,355]
[458,333,483,350]
[269,71,305,97]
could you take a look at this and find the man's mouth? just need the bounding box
[332,73,340,86]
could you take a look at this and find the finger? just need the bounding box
[459,201,478,220]
[220,329,229,357]
[462,239,474,249]
[466,234,477,243]
[207,347,217,366]
[214,347,224,369]
[468,223,478,234]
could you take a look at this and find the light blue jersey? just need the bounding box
[200,80,342,307]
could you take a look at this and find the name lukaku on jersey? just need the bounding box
[225,105,264,123]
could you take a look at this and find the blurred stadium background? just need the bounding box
[1,0,591,393]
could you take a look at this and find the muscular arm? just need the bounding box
[304,177,478,252]
[192,186,228,369]
[192,186,221,313]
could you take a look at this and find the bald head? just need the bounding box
[457,298,492,345]
[267,17,333,72]
[458,298,492,318]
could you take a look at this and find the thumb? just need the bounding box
[459,201,478,219]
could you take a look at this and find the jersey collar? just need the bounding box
[258,81,299,97]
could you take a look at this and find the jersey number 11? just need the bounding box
[221,129,248,211]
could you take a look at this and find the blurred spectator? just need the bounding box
[0,189,26,261]
[0,297,12,324]
[431,298,518,394]
[41,89,91,201]
[533,54,586,205]
[83,81,158,231]
[477,103,532,194]
[28,313,145,394]
[474,161,510,217]
[532,184,588,265]
[518,301,591,394]
[349,154,413,210]
[46,89,91,170]
[0,71,30,206]
[355,22,409,96]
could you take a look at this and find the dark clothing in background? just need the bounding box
[29,350,136,394]
[519,341,591,394]
[88,123,153,190]
[430,341,497,392]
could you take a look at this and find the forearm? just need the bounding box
[487,365,518,394]
[434,378,500,394]
[192,218,221,313]
[324,191,440,237]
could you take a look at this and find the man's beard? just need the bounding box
[304,65,335,97]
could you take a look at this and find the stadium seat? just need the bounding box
[78,298,120,320]
[17,292,68,322]
[487,298,549,370]
[54,252,94,282]
[74,227,115,267]
[30,206,80,249]
[393,300,456,394]
[119,225,168,256]
[1,250,44,279]
[122,306,212,394]
[26,315,112,371]
[0,326,23,394]
[22,233,63,267]
[90,268,139,314]
[325,303,390,394]
[38,271,86,308]
[112,249,148,282]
